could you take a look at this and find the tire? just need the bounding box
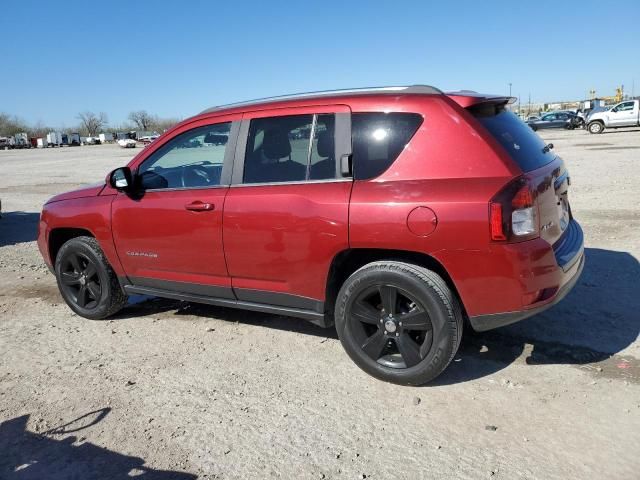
[529,124,537,131]
[55,236,127,319]
[588,121,604,134]
[335,261,462,385]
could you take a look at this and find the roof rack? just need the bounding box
[200,85,442,114]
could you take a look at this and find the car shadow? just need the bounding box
[113,295,336,339]
[111,247,638,384]
[0,409,197,479]
[433,247,640,385]
[0,211,40,247]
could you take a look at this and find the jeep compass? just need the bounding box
[37,86,584,385]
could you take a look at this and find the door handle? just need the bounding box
[185,201,214,211]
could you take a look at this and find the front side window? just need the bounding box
[243,114,336,184]
[138,123,231,189]
[616,102,634,112]
[352,112,423,180]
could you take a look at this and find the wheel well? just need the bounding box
[324,248,466,325]
[49,228,94,264]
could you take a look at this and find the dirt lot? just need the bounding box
[1,129,639,479]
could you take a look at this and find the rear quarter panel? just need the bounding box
[348,96,517,315]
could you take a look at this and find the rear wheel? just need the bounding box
[588,121,604,134]
[55,236,127,319]
[335,261,462,385]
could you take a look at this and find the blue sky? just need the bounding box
[2,0,639,127]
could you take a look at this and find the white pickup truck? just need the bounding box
[587,99,640,134]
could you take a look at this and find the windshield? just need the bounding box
[471,104,554,172]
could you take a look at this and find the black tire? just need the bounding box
[335,261,462,385]
[588,121,604,134]
[529,124,537,132]
[55,236,127,319]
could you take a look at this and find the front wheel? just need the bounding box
[588,121,604,134]
[335,261,462,385]
[55,236,127,319]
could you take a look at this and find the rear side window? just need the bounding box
[472,105,553,172]
[243,114,336,184]
[352,113,423,180]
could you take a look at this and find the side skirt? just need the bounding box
[122,284,330,328]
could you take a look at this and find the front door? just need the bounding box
[608,101,636,127]
[223,106,352,310]
[111,118,239,298]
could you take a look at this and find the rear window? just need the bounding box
[472,105,553,172]
[352,112,423,180]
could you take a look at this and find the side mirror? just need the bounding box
[109,167,133,191]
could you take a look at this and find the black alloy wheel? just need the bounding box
[55,236,127,319]
[59,252,102,309]
[335,261,462,385]
[348,284,433,369]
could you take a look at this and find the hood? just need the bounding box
[46,182,106,204]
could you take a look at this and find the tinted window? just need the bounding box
[309,114,336,180]
[352,113,423,180]
[243,114,336,183]
[472,105,553,172]
[616,102,634,112]
[138,123,231,189]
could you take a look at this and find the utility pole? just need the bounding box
[528,93,531,116]
[518,94,521,117]
[509,83,512,97]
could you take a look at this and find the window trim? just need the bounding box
[231,107,352,186]
[135,121,240,191]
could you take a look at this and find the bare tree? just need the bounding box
[150,116,180,133]
[77,111,108,136]
[0,112,30,136]
[128,110,154,131]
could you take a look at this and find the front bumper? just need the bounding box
[469,220,585,332]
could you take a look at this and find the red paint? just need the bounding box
[38,88,583,324]
[406,207,437,237]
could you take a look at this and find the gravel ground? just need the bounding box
[1,129,639,479]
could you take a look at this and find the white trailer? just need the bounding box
[37,138,46,148]
[13,133,30,149]
[99,133,114,143]
[46,132,62,147]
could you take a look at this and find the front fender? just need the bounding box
[38,195,124,276]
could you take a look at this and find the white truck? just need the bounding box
[587,99,640,134]
[46,131,63,147]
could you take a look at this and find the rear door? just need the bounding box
[223,105,352,309]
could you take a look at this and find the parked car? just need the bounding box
[37,85,584,385]
[68,133,81,146]
[586,100,640,134]
[117,138,137,148]
[526,112,576,131]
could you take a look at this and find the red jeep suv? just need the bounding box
[37,86,584,385]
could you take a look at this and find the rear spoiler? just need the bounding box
[446,90,517,109]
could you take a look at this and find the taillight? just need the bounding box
[490,177,539,242]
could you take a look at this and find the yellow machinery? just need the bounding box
[589,86,624,103]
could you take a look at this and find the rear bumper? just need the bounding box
[468,220,584,332]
